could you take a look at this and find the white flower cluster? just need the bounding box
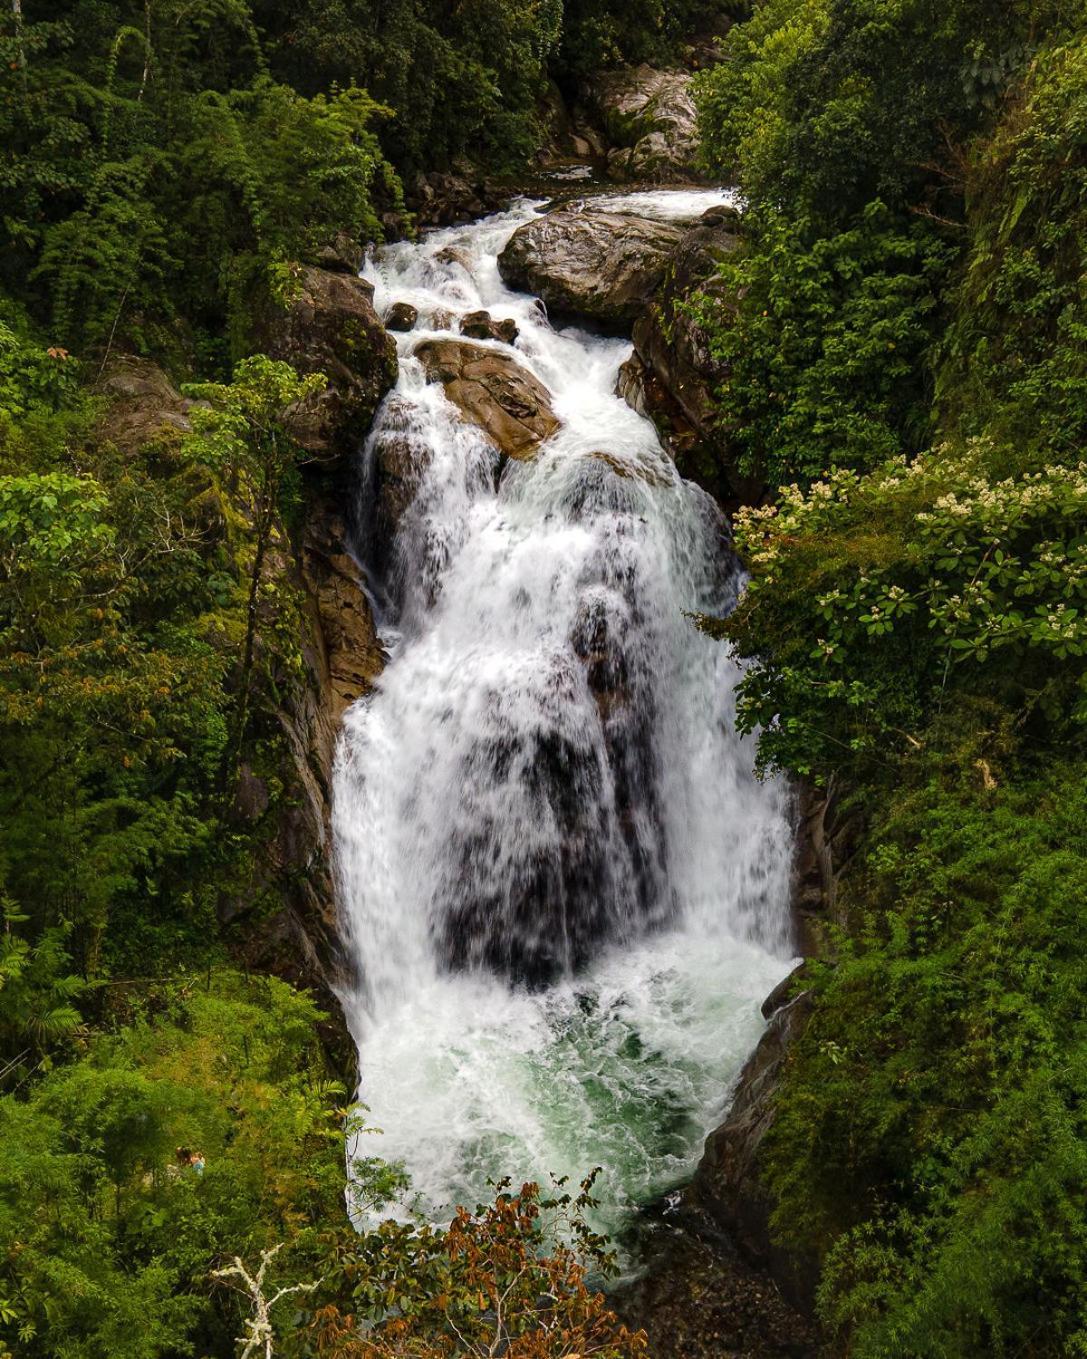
[736,438,1087,665]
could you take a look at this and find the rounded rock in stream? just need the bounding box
[413,337,560,460]
[385,301,420,332]
[497,206,687,327]
[459,309,520,344]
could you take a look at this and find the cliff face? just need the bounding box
[98,261,398,1065]
[223,264,397,1056]
[222,486,386,1060]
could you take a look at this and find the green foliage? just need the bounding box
[1,0,742,354]
[0,334,326,1068]
[1,2,402,356]
[688,0,1076,488]
[761,762,1087,1356]
[688,201,948,484]
[181,355,324,778]
[695,0,1037,227]
[554,0,735,83]
[255,0,564,172]
[705,3,1087,1352]
[0,314,79,417]
[938,27,1087,459]
[0,906,85,1057]
[722,438,1087,780]
[0,970,350,1357]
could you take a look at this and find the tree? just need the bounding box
[182,356,324,785]
[308,1175,648,1359]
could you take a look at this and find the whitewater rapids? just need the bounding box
[332,189,796,1236]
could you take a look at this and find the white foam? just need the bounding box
[333,190,795,1236]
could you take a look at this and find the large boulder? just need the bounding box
[257,266,398,467]
[582,65,703,183]
[413,338,560,459]
[498,207,687,327]
[96,355,198,450]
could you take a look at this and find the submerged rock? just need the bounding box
[257,266,398,466]
[588,448,672,488]
[497,206,686,326]
[384,301,419,332]
[460,309,519,345]
[413,338,560,459]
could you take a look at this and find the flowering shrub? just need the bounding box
[724,439,1087,778]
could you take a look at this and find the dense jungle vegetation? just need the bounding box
[0,1,719,1354]
[4,0,1086,1353]
[692,0,1087,1353]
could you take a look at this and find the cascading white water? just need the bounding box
[333,190,797,1236]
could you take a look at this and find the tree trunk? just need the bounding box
[11,0,27,91]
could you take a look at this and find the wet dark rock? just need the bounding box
[355,395,435,586]
[234,765,271,821]
[688,973,820,1311]
[435,715,618,987]
[791,776,863,952]
[385,301,419,332]
[615,212,767,503]
[535,78,608,169]
[407,167,508,228]
[497,206,687,327]
[616,1221,817,1358]
[256,266,398,467]
[460,309,519,345]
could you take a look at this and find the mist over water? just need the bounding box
[332,192,796,1234]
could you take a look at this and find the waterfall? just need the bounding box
[333,191,796,1234]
